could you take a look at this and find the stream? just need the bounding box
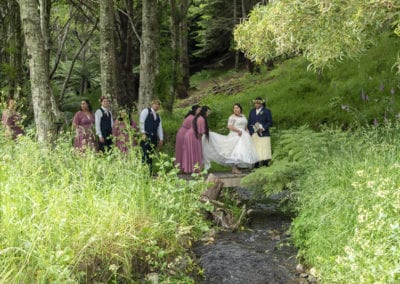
[193,186,316,284]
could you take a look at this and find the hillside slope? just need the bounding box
[177,33,400,133]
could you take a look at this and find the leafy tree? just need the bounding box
[190,0,236,60]
[234,0,399,71]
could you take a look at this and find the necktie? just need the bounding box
[152,110,156,120]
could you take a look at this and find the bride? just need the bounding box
[203,103,258,173]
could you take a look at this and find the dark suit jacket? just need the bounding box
[248,107,273,137]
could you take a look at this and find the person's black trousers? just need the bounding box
[140,134,158,171]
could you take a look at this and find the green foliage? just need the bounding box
[241,125,339,197]
[240,122,400,282]
[189,69,230,88]
[0,135,211,282]
[189,0,236,59]
[234,0,398,70]
[290,122,400,282]
[241,158,303,194]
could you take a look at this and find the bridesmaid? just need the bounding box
[175,104,201,171]
[1,98,25,140]
[112,109,139,154]
[181,106,210,174]
[72,99,96,152]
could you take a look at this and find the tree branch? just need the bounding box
[58,20,98,105]
[49,14,73,80]
[116,0,142,46]
[66,0,98,25]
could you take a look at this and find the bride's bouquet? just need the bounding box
[253,122,263,133]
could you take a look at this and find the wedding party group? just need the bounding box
[71,96,163,172]
[174,97,273,174]
[2,95,272,175]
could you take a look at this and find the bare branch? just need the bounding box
[66,0,98,25]
[49,13,73,80]
[58,20,98,105]
[115,0,142,46]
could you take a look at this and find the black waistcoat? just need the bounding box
[100,108,112,137]
[144,108,160,137]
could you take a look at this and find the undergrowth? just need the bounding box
[291,122,400,283]
[242,122,400,282]
[0,134,212,283]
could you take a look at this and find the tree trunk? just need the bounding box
[39,0,51,74]
[9,2,25,99]
[39,0,62,120]
[234,0,239,71]
[99,0,118,109]
[0,2,25,99]
[18,0,57,144]
[178,0,190,98]
[167,0,179,112]
[138,0,159,111]
[115,0,138,109]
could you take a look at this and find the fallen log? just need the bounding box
[199,173,224,202]
[200,173,246,231]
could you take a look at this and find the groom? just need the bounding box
[248,97,273,168]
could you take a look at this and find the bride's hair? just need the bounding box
[233,103,243,114]
[193,106,210,140]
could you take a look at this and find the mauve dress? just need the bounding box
[72,111,96,151]
[112,119,138,153]
[1,111,24,140]
[175,114,195,170]
[181,116,206,173]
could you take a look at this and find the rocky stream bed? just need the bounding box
[193,186,317,284]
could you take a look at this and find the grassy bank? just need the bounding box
[290,123,400,282]
[0,134,211,283]
[241,122,400,282]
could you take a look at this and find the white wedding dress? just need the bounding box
[203,115,258,170]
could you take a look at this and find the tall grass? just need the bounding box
[240,121,400,282]
[0,134,211,283]
[288,123,400,283]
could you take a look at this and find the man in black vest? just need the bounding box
[139,99,164,172]
[95,96,113,152]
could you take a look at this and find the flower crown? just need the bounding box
[252,98,265,104]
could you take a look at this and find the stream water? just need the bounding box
[193,187,313,284]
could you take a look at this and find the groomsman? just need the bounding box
[248,97,273,167]
[95,96,113,152]
[139,99,164,172]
